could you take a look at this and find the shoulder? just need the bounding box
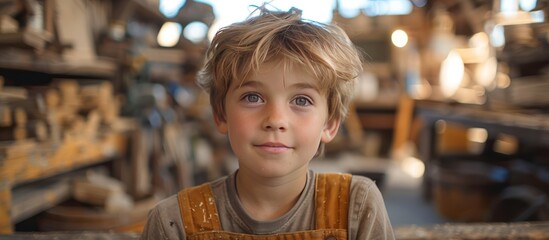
[153,193,180,214]
[148,194,183,231]
[350,175,377,194]
[141,194,183,239]
[209,175,228,190]
[142,176,231,239]
[349,175,385,214]
[348,175,394,239]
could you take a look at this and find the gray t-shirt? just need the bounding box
[141,170,394,239]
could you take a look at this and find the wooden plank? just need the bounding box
[0,232,141,239]
[345,102,364,148]
[0,31,52,50]
[0,132,127,187]
[54,0,96,63]
[0,140,37,160]
[72,173,127,207]
[0,188,12,233]
[130,0,168,24]
[396,221,549,240]
[392,94,415,155]
[11,179,70,223]
[37,196,157,232]
[0,59,116,79]
[0,132,127,233]
[1,220,547,239]
[416,101,549,147]
[132,129,152,199]
[358,113,396,130]
[43,0,55,35]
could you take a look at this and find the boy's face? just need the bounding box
[215,61,340,179]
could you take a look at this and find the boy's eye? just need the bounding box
[293,96,312,106]
[242,93,263,103]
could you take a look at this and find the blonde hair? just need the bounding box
[197,6,363,122]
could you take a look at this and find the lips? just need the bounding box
[259,142,289,148]
[254,142,292,153]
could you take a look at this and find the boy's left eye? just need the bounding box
[293,96,312,106]
[242,93,263,103]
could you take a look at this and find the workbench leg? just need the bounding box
[419,120,437,201]
[0,187,13,233]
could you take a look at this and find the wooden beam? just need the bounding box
[392,94,415,156]
[0,188,13,233]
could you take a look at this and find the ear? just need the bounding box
[214,113,228,135]
[321,117,341,143]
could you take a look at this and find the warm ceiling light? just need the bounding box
[157,22,182,47]
[391,29,408,48]
[440,50,464,98]
[401,157,425,179]
[467,128,488,143]
[474,57,498,89]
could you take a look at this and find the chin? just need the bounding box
[258,166,308,179]
[256,170,288,178]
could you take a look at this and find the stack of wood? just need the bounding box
[72,170,134,213]
[44,79,121,143]
[0,78,123,149]
[36,169,156,232]
[34,170,157,233]
[48,80,82,141]
[79,81,120,126]
[13,107,27,140]
[0,76,48,143]
[8,105,48,142]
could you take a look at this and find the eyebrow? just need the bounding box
[237,80,261,89]
[237,80,320,92]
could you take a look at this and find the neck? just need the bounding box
[235,169,308,221]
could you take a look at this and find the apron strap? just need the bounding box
[178,172,352,236]
[178,183,222,235]
[315,173,352,230]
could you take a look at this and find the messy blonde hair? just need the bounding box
[197,6,363,122]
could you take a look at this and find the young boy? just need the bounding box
[141,6,394,240]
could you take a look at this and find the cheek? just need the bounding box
[295,116,325,139]
[226,112,255,137]
[303,109,327,127]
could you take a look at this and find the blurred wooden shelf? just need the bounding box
[131,0,168,24]
[0,132,128,234]
[498,47,549,66]
[0,31,53,50]
[0,58,117,80]
[416,101,549,146]
[11,179,70,223]
[112,0,167,26]
[0,133,127,186]
[0,232,140,239]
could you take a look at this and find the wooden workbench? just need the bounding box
[396,221,549,239]
[0,221,547,239]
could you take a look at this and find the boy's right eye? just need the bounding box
[241,93,263,103]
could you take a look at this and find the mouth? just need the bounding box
[254,142,292,153]
[258,142,289,148]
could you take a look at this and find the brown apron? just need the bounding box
[177,173,351,240]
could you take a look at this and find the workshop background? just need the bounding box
[0,0,548,238]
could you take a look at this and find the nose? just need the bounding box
[262,102,288,131]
